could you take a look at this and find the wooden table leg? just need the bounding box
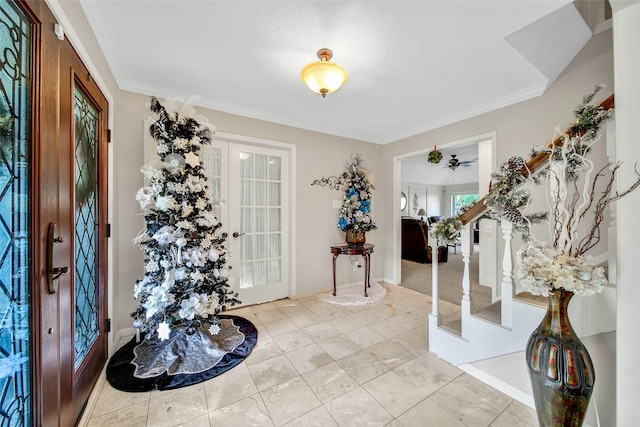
[364,252,370,297]
[332,253,338,296]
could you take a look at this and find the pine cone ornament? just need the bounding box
[507,156,525,172]
[502,206,524,224]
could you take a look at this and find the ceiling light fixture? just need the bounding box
[301,48,348,98]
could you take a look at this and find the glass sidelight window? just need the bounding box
[0,0,32,425]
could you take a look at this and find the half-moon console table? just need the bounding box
[330,243,375,297]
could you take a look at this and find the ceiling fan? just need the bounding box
[444,154,477,170]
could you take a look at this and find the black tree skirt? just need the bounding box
[106,315,257,392]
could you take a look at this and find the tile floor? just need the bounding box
[82,284,537,427]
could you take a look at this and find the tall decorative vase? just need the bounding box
[345,229,366,246]
[525,289,595,427]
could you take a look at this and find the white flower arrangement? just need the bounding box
[513,87,640,296]
[516,243,606,297]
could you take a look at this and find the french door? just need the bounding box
[202,140,290,306]
[0,1,109,425]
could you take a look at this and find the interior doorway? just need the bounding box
[393,133,497,302]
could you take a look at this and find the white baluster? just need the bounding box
[460,223,472,340]
[500,221,514,328]
[429,239,441,353]
[431,244,439,317]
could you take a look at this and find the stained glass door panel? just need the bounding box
[0,1,31,425]
[73,85,100,371]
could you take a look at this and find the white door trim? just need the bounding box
[391,131,496,285]
[213,132,297,300]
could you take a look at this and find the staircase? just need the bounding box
[427,95,616,367]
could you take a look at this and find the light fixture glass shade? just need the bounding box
[301,49,348,97]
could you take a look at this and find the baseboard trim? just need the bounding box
[458,363,535,409]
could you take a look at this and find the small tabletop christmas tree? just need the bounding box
[337,154,377,234]
[132,98,239,341]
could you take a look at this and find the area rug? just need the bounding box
[316,281,386,305]
[106,315,257,392]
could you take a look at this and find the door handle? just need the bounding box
[232,232,245,238]
[46,223,69,294]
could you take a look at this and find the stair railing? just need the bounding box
[436,94,615,337]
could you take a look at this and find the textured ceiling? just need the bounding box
[80,0,591,144]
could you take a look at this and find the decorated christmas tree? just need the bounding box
[132,98,239,341]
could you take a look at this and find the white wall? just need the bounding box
[611,1,640,425]
[426,185,443,218]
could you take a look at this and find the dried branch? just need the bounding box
[550,173,563,248]
[574,163,640,256]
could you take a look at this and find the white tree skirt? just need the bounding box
[316,281,386,306]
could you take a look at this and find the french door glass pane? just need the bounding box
[255,208,267,232]
[254,261,268,286]
[240,262,253,289]
[269,235,281,257]
[268,156,281,180]
[269,182,281,206]
[200,146,222,213]
[269,208,281,232]
[0,1,32,424]
[241,180,253,205]
[268,259,281,283]
[73,85,100,371]
[241,207,253,233]
[255,154,267,179]
[255,181,267,205]
[255,234,268,259]
[240,153,253,178]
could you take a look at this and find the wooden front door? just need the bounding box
[0,1,110,425]
[57,34,109,426]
